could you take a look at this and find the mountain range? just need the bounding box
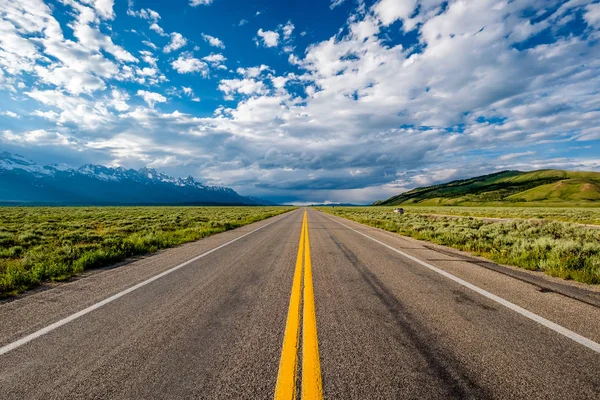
[374,170,600,206]
[0,152,269,206]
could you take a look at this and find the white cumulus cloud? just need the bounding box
[127,1,160,21]
[136,90,167,107]
[257,29,280,47]
[218,78,267,98]
[171,53,209,75]
[282,21,294,39]
[585,3,600,28]
[201,33,225,49]
[1,110,20,118]
[373,0,418,27]
[202,53,226,67]
[163,32,187,53]
[190,0,213,6]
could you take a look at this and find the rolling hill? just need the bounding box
[374,170,600,206]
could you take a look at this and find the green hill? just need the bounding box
[374,170,600,206]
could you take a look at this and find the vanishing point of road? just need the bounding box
[1,208,599,399]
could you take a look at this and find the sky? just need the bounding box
[1,0,600,205]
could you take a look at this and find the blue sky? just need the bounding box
[1,0,600,204]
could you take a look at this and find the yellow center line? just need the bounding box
[274,210,323,400]
[274,212,306,400]
[301,211,323,399]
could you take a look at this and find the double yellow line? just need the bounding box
[274,210,323,400]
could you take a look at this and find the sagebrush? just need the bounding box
[401,206,600,225]
[0,206,293,297]
[318,207,600,285]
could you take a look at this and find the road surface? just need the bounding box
[1,208,599,399]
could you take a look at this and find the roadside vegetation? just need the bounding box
[318,207,600,285]
[0,206,294,297]
[401,206,600,225]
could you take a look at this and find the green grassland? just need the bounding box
[0,206,294,297]
[375,169,600,206]
[317,207,600,285]
[400,206,600,225]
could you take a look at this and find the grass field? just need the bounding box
[317,207,600,285]
[0,206,294,297]
[400,206,600,225]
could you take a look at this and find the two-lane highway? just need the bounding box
[1,208,599,399]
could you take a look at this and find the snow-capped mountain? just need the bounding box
[0,152,267,205]
[0,152,53,176]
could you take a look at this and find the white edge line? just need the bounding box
[0,210,298,357]
[320,212,600,354]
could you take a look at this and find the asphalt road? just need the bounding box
[1,208,599,399]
